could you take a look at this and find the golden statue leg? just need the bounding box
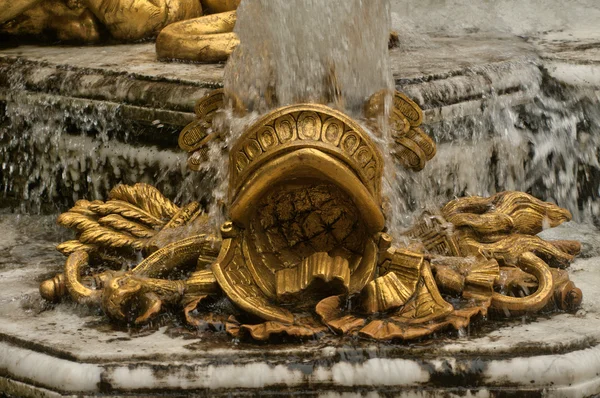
[156,11,238,62]
[0,0,42,24]
[82,0,203,40]
[1,0,102,42]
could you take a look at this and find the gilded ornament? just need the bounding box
[40,89,583,342]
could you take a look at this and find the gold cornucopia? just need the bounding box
[40,89,583,341]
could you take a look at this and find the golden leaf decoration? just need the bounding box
[79,226,144,250]
[316,295,366,334]
[275,252,350,301]
[442,191,572,236]
[67,200,101,218]
[57,212,100,232]
[464,258,499,293]
[89,200,164,228]
[493,191,572,235]
[360,272,416,313]
[98,214,156,239]
[238,320,327,341]
[56,240,97,256]
[108,183,180,221]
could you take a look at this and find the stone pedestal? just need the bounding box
[1,214,599,397]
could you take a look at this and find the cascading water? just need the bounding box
[1,1,599,239]
[395,65,600,227]
[0,90,189,213]
[223,0,393,114]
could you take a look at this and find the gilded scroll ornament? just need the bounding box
[40,89,583,342]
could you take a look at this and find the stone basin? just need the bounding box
[1,9,600,396]
[0,212,600,396]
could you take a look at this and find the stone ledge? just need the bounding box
[0,36,546,212]
[0,36,541,116]
[529,28,600,88]
[1,341,600,397]
[0,91,196,129]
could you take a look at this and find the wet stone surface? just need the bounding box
[1,211,600,396]
[1,34,598,221]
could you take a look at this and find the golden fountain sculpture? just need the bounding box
[39,89,583,341]
[1,0,239,62]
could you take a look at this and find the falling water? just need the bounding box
[224,0,393,115]
[0,90,189,212]
[392,66,600,230]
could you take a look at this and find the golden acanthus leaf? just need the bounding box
[56,240,96,256]
[89,200,164,228]
[57,212,100,232]
[79,226,145,250]
[98,214,156,239]
[108,183,180,221]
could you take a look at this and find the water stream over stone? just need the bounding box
[224,0,393,115]
[396,73,600,227]
[1,2,600,236]
[0,91,189,212]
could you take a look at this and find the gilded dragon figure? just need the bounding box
[39,89,582,341]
